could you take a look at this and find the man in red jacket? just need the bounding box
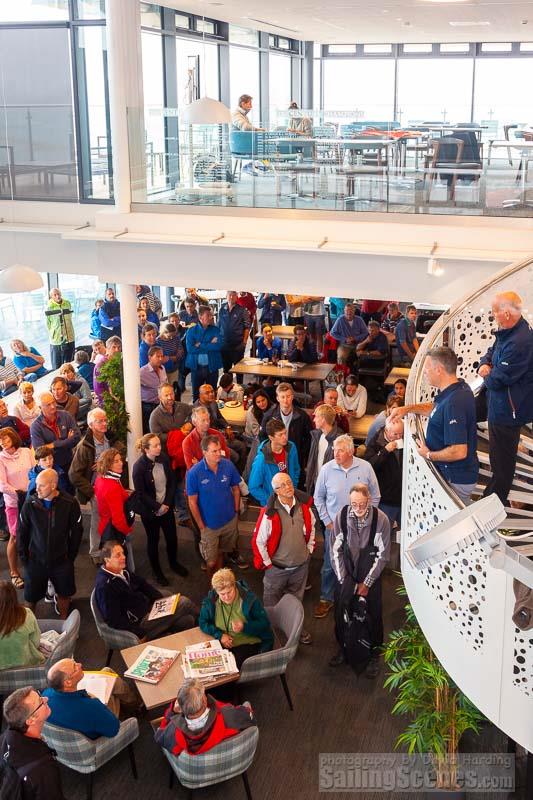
[155,678,255,756]
[252,473,317,644]
[182,406,230,470]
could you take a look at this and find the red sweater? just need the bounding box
[94,475,132,536]
[182,427,230,471]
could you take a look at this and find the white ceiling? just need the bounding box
[162,0,533,44]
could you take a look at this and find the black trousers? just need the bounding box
[483,422,522,505]
[334,576,384,653]
[141,401,157,434]
[50,342,75,370]
[141,509,178,574]
[221,344,245,380]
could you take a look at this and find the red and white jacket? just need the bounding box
[252,489,317,570]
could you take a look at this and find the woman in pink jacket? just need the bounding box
[0,427,35,589]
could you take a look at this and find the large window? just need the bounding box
[0,0,68,21]
[0,27,77,201]
[58,274,107,346]
[142,30,166,194]
[229,46,260,119]
[176,37,219,104]
[473,58,533,137]
[269,52,292,121]
[323,58,395,121]
[396,58,473,126]
[0,274,50,366]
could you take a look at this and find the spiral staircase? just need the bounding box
[402,257,533,752]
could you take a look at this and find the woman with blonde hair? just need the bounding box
[0,580,45,670]
[132,433,187,586]
[0,427,34,589]
[10,339,47,381]
[199,568,273,668]
[13,381,40,426]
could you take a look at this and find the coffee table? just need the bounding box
[121,627,240,712]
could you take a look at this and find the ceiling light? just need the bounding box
[449,20,490,26]
[422,0,470,3]
[0,265,43,293]
[406,494,533,590]
[182,97,232,125]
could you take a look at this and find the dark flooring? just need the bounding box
[0,516,522,800]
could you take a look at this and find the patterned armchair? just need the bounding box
[43,717,139,800]
[90,589,139,667]
[163,724,258,800]
[237,594,304,710]
[0,609,80,702]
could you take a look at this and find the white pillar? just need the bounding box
[118,283,142,480]
[106,0,146,211]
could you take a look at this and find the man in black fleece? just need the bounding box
[94,540,197,641]
[1,686,66,799]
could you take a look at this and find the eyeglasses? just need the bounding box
[27,691,47,719]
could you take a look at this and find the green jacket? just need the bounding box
[0,607,45,670]
[46,299,75,345]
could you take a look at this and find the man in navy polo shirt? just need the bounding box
[395,304,419,363]
[391,346,478,503]
[218,290,251,374]
[186,434,242,580]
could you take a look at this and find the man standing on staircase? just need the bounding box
[478,292,533,505]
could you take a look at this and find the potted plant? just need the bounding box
[383,585,485,798]
[98,352,129,444]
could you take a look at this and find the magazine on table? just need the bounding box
[182,639,238,680]
[124,646,179,684]
[148,593,181,621]
[79,671,117,704]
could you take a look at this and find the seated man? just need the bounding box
[336,375,368,419]
[95,540,197,641]
[394,304,419,363]
[314,387,349,432]
[193,383,246,470]
[330,302,368,348]
[50,375,80,420]
[249,418,300,507]
[1,686,65,798]
[155,677,256,756]
[44,658,138,738]
[287,325,318,364]
[380,301,404,343]
[356,321,389,366]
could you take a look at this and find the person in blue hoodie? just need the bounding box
[98,288,121,342]
[90,299,104,340]
[248,417,300,507]
[478,291,533,505]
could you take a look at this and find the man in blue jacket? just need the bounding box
[30,392,80,477]
[98,287,121,342]
[478,291,533,504]
[185,305,223,401]
[249,418,300,506]
[218,290,251,374]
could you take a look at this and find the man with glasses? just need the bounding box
[329,483,390,677]
[1,685,66,799]
[253,473,316,645]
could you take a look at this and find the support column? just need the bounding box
[117,283,142,481]
[301,42,314,112]
[106,0,146,210]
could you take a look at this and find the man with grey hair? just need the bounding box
[69,407,124,561]
[313,434,380,619]
[253,473,317,644]
[392,345,479,504]
[365,416,405,528]
[0,685,66,798]
[43,658,138,739]
[330,483,391,676]
[155,677,256,756]
[477,291,533,504]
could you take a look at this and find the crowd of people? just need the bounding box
[0,284,531,798]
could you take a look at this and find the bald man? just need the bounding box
[18,469,83,618]
[43,658,138,738]
[478,291,533,504]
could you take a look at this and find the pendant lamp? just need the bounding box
[182,96,232,125]
[0,264,43,293]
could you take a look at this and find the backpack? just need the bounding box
[0,747,50,800]
[335,506,378,673]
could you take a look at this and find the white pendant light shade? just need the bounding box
[182,97,232,125]
[0,265,43,293]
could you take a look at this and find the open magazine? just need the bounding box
[79,671,117,704]
[181,639,238,682]
[124,646,179,684]
[148,593,181,621]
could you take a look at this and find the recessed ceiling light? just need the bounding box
[449,20,490,26]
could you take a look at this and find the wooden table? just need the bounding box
[384,366,411,387]
[220,402,246,428]
[232,360,332,401]
[349,414,375,442]
[121,627,240,712]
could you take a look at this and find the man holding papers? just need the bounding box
[43,658,138,738]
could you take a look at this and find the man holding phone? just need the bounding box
[390,346,479,504]
[364,417,404,529]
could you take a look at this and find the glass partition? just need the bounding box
[322,59,395,122]
[396,58,473,127]
[229,46,260,116]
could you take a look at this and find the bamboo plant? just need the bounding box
[383,584,485,790]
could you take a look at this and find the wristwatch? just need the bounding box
[426,451,432,461]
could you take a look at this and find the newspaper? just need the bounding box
[182,639,238,681]
[148,593,181,621]
[124,646,179,684]
[38,629,64,658]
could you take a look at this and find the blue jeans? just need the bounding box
[320,526,337,603]
[191,365,219,401]
[379,502,402,528]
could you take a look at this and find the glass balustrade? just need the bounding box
[127,105,533,218]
